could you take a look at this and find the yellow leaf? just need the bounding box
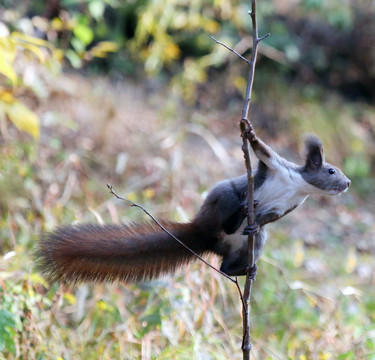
[64,293,76,305]
[294,240,304,267]
[320,353,332,360]
[27,212,34,222]
[126,192,137,202]
[53,48,65,62]
[351,138,364,153]
[95,41,118,52]
[0,36,17,63]
[4,99,40,139]
[163,42,180,62]
[307,296,317,308]
[19,42,46,63]
[51,17,65,31]
[233,76,247,93]
[96,299,113,312]
[12,31,51,48]
[90,41,118,58]
[0,55,17,84]
[0,38,17,84]
[28,273,49,288]
[204,20,220,33]
[346,247,357,273]
[142,188,155,199]
[0,90,15,103]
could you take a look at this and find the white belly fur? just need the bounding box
[254,170,308,216]
[222,221,268,261]
[222,219,248,252]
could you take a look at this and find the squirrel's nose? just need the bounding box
[347,180,351,187]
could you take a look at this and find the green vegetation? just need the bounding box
[1,0,375,359]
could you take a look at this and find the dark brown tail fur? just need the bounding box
[35,222,216,284]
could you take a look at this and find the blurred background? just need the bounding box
[0,0,374,359]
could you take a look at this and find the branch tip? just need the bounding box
[258,33,270,42]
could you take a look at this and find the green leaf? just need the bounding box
[345,155,370,178]
[0,309,16,355]
[73,24,94,46]
[366,337,375,351]
[12,31,51,48]
[65,49,82,68]
[337,350,355,360]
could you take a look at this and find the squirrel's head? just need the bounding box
[300,135,351,195]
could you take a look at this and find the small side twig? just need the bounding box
[209,35,251,64]
[106,184,238,284]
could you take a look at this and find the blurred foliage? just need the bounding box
[0,30,60,140]
[0,22,116,141]
[2,0,375,102]
[1,0,375,359]
[2,0,374,182]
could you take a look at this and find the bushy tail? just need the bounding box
[35,222,214,284]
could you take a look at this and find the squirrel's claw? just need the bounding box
[242,222,260,236]
[241,199,259,216]
[244,123,258,143]
[245,263,257,282]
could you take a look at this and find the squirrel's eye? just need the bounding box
[329,168,335,175]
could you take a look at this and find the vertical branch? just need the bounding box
[239,121,255,360]
[211,1,269,357]
[240,1,269,359]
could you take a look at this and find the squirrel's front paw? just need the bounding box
[241,203,248,216]
[245,124,258,142]
[241,200,259,216]
[242,222,260,236]
[243,264,258,281]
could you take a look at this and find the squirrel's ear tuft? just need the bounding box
[304,134,325,169]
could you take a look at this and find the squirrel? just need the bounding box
[35,126,351,284]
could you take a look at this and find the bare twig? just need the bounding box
[242,9,270,121]
[209,35,251,64]
[106,184,238,284]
